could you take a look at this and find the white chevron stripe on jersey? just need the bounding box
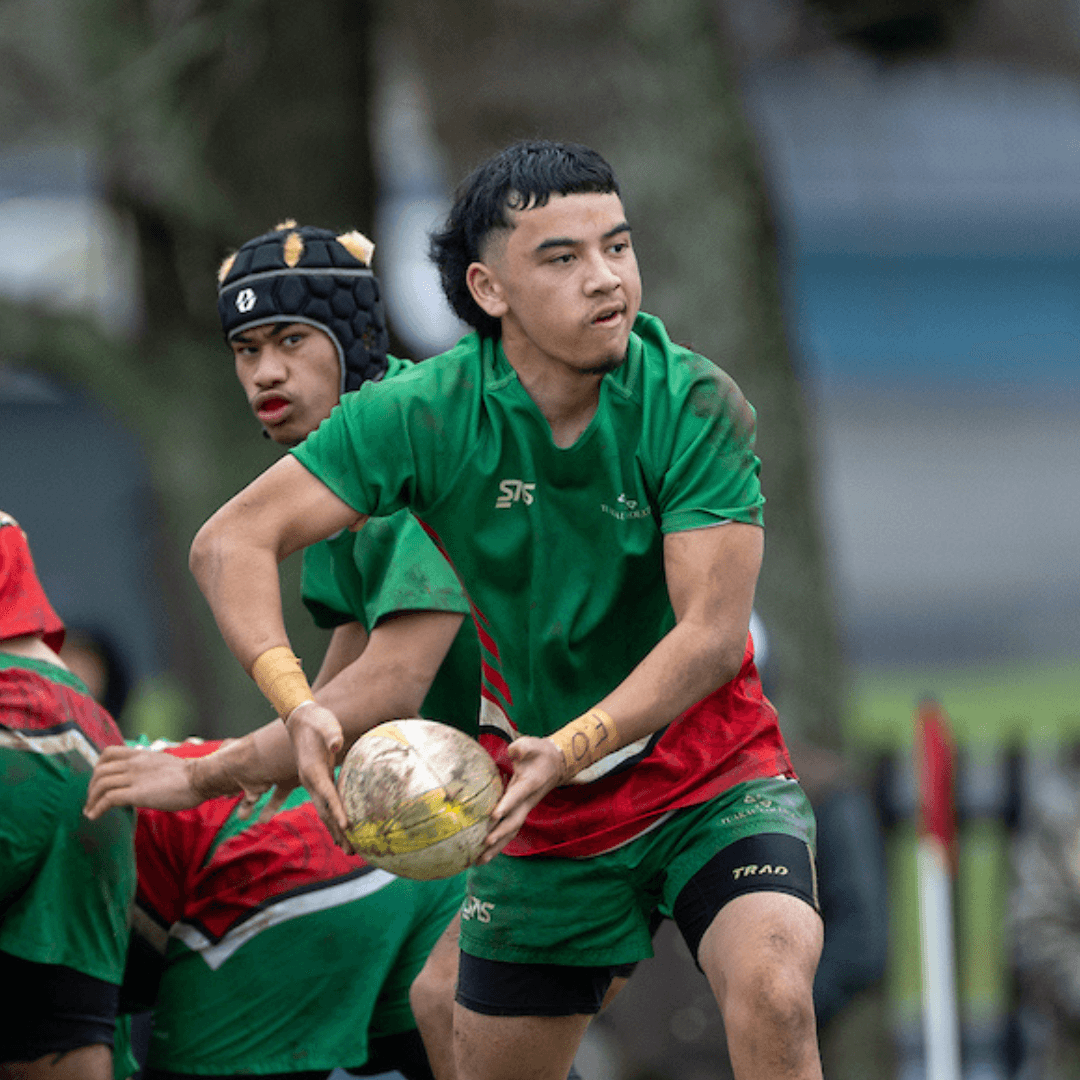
[172,868,399,970]
[0,726,99,768]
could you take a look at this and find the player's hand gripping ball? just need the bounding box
[337,719,503,879]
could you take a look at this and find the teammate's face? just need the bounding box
[231,322,340,447]
[467,192,642,377]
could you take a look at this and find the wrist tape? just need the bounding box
[548,708,618,781]
[251,646,314,720]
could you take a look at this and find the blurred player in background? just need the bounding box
[87,228,481,1080]
[171,141,824,1080]
[0,513,135,1080]
[121,735,461,1080]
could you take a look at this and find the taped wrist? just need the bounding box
[251,646,314,720]
[547,709,618,781]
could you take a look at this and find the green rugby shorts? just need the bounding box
[459,776,817,968]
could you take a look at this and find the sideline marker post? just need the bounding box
[915,697,962,1080]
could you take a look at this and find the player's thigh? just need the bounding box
[0,1044,112,1080]
[697,889,823,1014]
[410,911,461,1017]
[460,848,654,968]
[369,874,465,1038]
[453,1006,590,1080]
[659,777,819,962]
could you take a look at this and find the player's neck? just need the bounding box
[504,344,603,448]
[0,633,67,669]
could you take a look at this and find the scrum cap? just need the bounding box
[217,222,390,392]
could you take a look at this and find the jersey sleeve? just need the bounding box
[653,350,765,533]
[344,512,471,628]
[290,372,444,520]
[301,538,357,630]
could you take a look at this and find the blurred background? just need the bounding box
[1,1,1079,1077]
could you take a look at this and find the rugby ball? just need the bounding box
[337,719,503,880]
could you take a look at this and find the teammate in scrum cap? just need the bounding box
[88,223,480,1080]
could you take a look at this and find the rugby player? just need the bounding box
[0,513,135,1079]
[127,142,824,1078]
[87,227,479,1080]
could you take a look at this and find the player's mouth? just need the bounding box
[255,394,292,425]
[590,305,625,327]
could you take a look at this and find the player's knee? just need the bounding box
[728,959,816,1043]
[410,961,454,1027]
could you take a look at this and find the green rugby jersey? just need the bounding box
[301,509,479,736]
[293,312,790,857]
[299,355,479,736]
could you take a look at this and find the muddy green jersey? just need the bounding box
[293,312,790,858]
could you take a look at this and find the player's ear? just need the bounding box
[467,262,508,319]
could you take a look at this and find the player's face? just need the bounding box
[231,322,340,446]
[468,192,642,377]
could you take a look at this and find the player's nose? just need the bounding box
[253,348,288,386]
[583,250,621,293]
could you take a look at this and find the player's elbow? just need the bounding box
[698,626,747,692]
[381,659,441,718]
[189,515,218,585]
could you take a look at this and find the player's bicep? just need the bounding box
[663,522,763,645]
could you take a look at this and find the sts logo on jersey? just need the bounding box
[495,479,536,509]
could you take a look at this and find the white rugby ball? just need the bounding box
[337,718,503,880]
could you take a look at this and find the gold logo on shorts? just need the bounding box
[732,864,789,880]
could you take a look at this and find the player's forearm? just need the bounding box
[313,610,463,748]
[312,623,368,692]
[315,658,437,746]
[201,720,300,791]
[190,512,294,672]
[548,619,745,780]
[607,618,742,726]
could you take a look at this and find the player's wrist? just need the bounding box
[251,646,314,720]
[546,708,618,782]
[189,749,244,801]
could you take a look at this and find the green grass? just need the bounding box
[846,657,1080,750]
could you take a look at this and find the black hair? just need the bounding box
[429,140,620,339]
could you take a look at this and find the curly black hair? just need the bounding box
[429,140,620,339]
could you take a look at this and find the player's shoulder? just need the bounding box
[354,335,483,404]
[631,312,755,432]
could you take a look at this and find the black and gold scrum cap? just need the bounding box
[217,221,390,391]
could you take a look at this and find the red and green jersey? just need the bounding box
[132,739,462,1075]
[292,312,792,859]
[0,655,134,985]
